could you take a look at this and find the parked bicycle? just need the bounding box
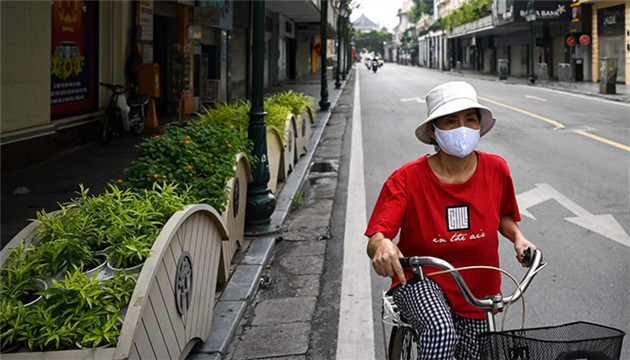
[99,82,148,143]
[382,248,626,360]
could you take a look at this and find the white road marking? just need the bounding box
[401,97,425,103]
[517,183,630,247]
[336,71,375,359]
[525,95,547,102]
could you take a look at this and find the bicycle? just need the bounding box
[382,248,626,360]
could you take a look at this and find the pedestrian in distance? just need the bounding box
[365,81,537,359]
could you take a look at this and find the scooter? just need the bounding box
[371,58,380,73]
[99,82,148,143]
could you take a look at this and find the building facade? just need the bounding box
[1,0,340,170]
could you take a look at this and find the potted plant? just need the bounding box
[0,300,27,353]
[0,241,46,306]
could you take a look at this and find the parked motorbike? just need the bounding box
[99,82,148,143]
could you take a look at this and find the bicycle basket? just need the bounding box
[479,321,625,360]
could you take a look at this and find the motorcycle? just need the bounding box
[371,59,380,73]
[99,82,148,143]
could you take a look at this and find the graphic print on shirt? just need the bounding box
[446,205,470,231]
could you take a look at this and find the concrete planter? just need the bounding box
[0,204,229,359]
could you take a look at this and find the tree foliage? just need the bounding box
[435,0,492,31]
[354,30,391,54]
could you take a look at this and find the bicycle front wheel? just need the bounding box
[389,326,418,360]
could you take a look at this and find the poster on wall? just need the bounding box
[51,0,97,116]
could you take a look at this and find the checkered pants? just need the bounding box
[393,278,489,360]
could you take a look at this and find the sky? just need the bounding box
[350,0,406,31]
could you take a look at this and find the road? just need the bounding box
[338,63,629,358]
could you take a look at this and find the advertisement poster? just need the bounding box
[51,0,97,116]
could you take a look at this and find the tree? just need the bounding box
[354,30,391,54]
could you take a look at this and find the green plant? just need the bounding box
[19,270,136,351]
[77,314,122,348]
[292,190,304,205]
[124,122,253,212]
[0,299,28,350]
[0,241,42,304]
[20,303,81,351]
[265,90,315,119]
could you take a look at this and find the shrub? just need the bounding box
[124,122,253,212]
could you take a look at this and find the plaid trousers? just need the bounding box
[393,278,489,360]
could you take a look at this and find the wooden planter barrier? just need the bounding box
[279,113,297,182]
[1,204,229,360]
[295,109,313,160]
[217,153,251,285]
[266,128,284,194]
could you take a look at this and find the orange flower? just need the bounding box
[185,140,190,145]
[153,174,159,178]
[225,140,229,144]
[197,154,203,158]
[199,121,203,125]
[188,166,193,170]
[162,175,167,178]
[186,136,191,139]
[117,179,124,184]
[162,136,166,140]
[155,135,160,139]
[228,144,232,148]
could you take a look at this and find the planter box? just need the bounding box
[1,204,229,360]
[295,109,313,160]
[266,128,284,194]
[218,153,251,285]
[279,113,297,182]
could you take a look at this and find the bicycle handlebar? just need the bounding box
[399,248,544,313]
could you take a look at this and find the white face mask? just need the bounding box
[434,126,480,158]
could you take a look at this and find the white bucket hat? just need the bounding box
[415,81,496,144]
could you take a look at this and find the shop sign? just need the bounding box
[579,34,590,46]
[567,36,577,46]
[138,1,154,43]
[50,0,97,117]
[197,1,233,30]
[516,1,571,22]
[598,4,624,36]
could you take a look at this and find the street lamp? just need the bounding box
[525,0,536,84]
[335,1,349,88]
[319,0,331,110]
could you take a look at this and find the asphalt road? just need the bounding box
[354,63,629,358]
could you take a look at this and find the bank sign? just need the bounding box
[515,1,572,22]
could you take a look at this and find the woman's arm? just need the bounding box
[367,232,407,285]
[499,215,537,265]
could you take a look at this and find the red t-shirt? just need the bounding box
[365,151,521,319]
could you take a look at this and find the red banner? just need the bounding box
[51,1,97,116]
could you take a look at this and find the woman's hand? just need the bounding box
[499,216,538,266]
[367,232,407,285]
[513,233,537,266]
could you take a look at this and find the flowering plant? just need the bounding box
[124,121,253,213]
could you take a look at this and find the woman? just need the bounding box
[365,81,536,359]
